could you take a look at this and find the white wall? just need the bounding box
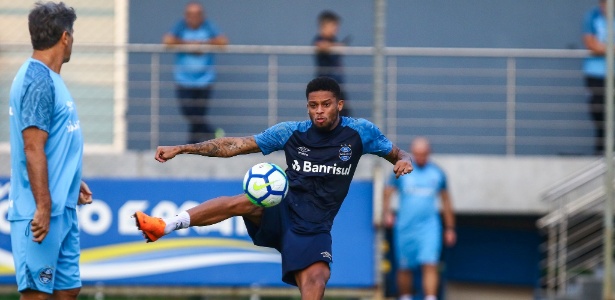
[0,152,594,214]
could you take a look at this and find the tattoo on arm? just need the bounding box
[385,146,401,164]
[384,146,412,165]
[180,137,261,157]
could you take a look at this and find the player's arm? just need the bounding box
[314,39,346,51]
[207,34,228,46]
[23,127,52,243]
[162,33,181,45]
[163,33,228,46]
[79,180,93,205]
[155,136,262,162]
[383,145,413,178]
[314,39,334,51]
[582,11,605,56]
[440,190,456,246]
[584,33,605,55]
[382,185,396,228]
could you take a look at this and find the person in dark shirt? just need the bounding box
[313,10,351,116]
[134,77,413,299]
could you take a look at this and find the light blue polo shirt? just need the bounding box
[583,6,612,78]
[170,20,221,87]
[389,161,447,234]
[8,58,83,220]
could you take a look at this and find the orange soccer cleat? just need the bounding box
[133,211,166,243]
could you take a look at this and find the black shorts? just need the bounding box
[243,202,332,286]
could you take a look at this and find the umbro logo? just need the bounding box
[297,146,310,157]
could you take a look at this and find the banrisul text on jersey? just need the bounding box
[292,160,352,175]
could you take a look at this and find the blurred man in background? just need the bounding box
[164,2,228,144]
[583,0,607,155]
[383,137,456,300]
[313,10,351,116]
[8,2,92,299]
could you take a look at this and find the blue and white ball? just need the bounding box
[243,162,289,207]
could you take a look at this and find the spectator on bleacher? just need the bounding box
[583,0,608,155]
[383,137,456,300]
[163,2,228,144]
[313,10,351,116]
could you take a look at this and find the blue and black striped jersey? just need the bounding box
[254,116,392,233]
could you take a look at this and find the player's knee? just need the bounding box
[302,272,329,291]
[21,289,51,300]
[297,262,330,290]
[54,287,80,300]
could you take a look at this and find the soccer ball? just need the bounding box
[243,162,289,207]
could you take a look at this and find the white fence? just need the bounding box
[0,43,592,155]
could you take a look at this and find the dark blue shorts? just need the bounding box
[243,202,332,286]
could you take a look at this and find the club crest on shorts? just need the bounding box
[38,267,53,284]
[339,144,352,161]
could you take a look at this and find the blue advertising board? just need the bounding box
[0,178,375,288]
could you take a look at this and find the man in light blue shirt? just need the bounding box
[163,2,228,144]
[384,137,456,300]
[583,0,609,154]
[8,2,92,299]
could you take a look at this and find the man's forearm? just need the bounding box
[383,187,394,214]
[385,146,412,165]
[441,192,455,229]
[25,149,51,210]
[178,137,259,158]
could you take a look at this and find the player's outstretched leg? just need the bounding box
[134,194,263,242]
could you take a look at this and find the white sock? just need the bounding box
[424,296,437,300]
[399,295,412,300]
[163,211,191,234]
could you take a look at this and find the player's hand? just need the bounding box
[393,159,413,178]
[383,210,395,229]
[78,180,93,205]
[444,228,457,247]
[31,206,51,243]
[155,146,181,162]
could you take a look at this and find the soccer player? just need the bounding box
[8,2,92,300]
[134,77,413,299]
[383,137,456,300]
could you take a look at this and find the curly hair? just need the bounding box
[28,2,76,50]
[305,76,341,101]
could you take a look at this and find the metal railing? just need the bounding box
[537,158,612,298]
[0,43,593,155]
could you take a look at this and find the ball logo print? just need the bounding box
[253,180,277,191]
[243,162,288,207]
